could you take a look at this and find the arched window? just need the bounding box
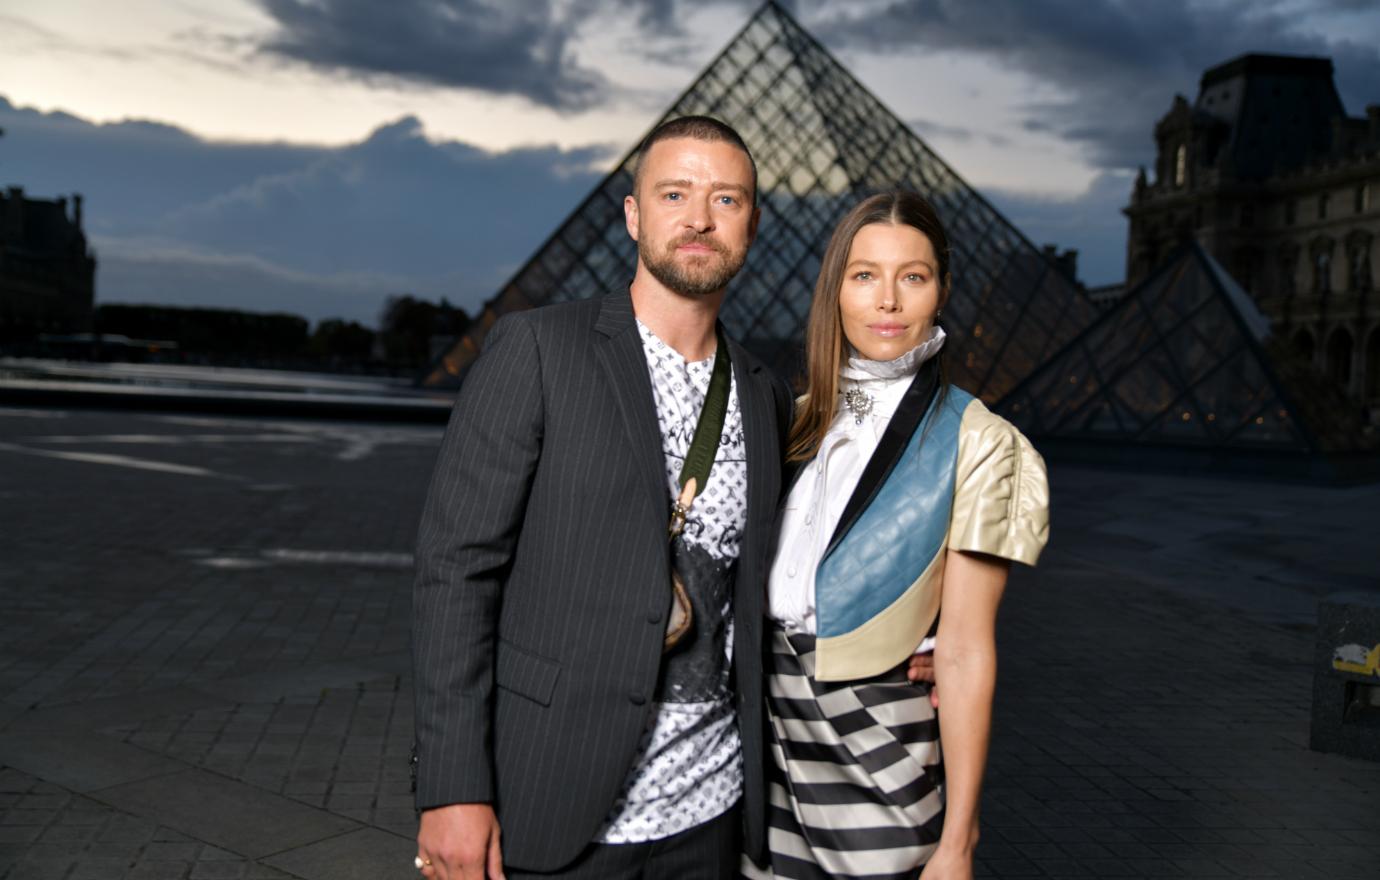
[1312,238,1334,296]
[1347,231,1373,293]
[1327,328,1354,388]
[1293,329,1315,363]
[1174,144,1187,187]
[1367,327,1380,399]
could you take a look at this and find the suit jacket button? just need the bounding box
[629,691,646,706]
[647,610,663,624]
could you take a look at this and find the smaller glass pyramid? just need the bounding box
[996,242,1373,454]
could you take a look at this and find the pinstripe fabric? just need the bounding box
[412,290,785,872]
[740,629,943,880]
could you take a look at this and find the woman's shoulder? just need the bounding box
[948,391,1006,429]
[946,391,1050,566]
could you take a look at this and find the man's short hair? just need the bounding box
[631,115,758,206]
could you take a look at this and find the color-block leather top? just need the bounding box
[813,388,1049,681]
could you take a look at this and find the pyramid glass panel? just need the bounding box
[424,1,1097,395]
[997,242,1371,453]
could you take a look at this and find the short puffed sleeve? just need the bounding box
[946,398,1050,566]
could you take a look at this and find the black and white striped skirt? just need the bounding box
[740,628,944,880]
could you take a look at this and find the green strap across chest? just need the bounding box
[678,325,731,498]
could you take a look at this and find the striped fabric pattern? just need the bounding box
[740,629,943,880]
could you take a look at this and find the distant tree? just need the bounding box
[378,294,470,366]
[310,318,375,362]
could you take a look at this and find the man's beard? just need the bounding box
[640,232,747,298]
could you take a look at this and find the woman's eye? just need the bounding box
[906,273,925,283]
[854,271,873,281]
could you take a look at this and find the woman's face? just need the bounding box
[838,222,943,362]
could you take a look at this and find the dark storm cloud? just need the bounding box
[985,171,1133,286]
[253,0,608,111]
[0,96,608,324]
[817,0,1380,169]
[0,96,327,234]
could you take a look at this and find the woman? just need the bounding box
[742,192,1049,879]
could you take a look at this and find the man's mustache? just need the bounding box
[667,233,727,254]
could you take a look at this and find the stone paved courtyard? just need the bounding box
[2,405,1378,879]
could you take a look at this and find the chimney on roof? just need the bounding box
[73,193,83,229]
[1042,244,1079,281]
[1059,249,1079,282]
[1368,105,1380,144]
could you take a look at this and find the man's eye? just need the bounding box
[665,192,681,201]
[718,195,736,205]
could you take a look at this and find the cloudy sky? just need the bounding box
[3,0,1378,327]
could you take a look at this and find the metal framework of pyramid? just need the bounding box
[995,242,1372,454]
[422,0,1098,400]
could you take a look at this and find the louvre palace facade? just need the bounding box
[1125,54,1379,414]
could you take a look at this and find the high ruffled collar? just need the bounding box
[840,325,946,382]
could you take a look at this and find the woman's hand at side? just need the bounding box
[918,842,974,880]
[926,548,1010,877]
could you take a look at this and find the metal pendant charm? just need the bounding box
[844,388,873,425]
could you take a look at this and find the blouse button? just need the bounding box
[804,513,813,526]
[787,566,797,577]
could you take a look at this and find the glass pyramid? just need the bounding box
[422,0,1098,399]
[996,242,1372,453]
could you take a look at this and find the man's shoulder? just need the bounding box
[488,294,611,347]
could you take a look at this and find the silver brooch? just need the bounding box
[843,388,873,425]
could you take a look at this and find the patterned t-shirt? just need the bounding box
[594,319,748,843]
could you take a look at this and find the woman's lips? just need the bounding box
[869,323,908,337]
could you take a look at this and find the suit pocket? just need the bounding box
[495,639,561,707]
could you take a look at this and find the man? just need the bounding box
[412,116,785,880]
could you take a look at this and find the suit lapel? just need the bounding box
[730,337,778,623]
[593,291,667,518]
[823,359,942,559]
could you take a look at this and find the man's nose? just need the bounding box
[685,198,713,232]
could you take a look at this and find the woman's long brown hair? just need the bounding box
[786,191,953,463]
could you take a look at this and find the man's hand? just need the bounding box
[416,803,504,880]
[907,650,940,709]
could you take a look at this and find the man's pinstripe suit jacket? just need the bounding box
[412,289,790,872]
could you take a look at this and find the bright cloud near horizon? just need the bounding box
[2,0,1378,327]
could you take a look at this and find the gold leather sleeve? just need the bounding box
[947,398,1050,566]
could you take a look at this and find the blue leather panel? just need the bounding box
[815,388,972,638]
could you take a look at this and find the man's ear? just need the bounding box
[624,194,640,243]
